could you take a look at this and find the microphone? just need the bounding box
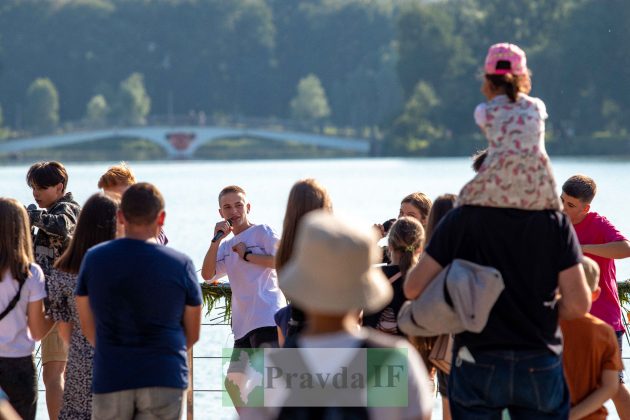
[211,220,232,243]
[27,204,37,211]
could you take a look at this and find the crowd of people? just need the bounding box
[1,42,630,420]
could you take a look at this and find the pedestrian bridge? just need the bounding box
[0,126,371,159]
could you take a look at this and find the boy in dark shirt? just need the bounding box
[25,161,80,420]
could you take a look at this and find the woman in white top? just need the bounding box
[0,198,54,420]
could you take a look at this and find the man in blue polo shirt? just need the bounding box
[76,183,202,420]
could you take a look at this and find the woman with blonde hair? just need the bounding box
[275,179,332,346]
[0,198,54,420]
[363,216,424,336]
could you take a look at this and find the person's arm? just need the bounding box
[57,321,72,345]
[244,253,275,269]
[403,253,444,300]
[26,299,54,341]
[232,242,275,269]
[582,240,630,259]
[201,221,231,280]
[277,326,285,348]
[182,305,202,349]
[28,206,78,237]
[0,399,20,420]
[76,296,96,347]
[201,242,221,280]
[558,264,591,320]
[569,369,618,420]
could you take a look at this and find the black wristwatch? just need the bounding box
[243,250,253,262]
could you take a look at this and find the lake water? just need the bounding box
[1,156,629,419]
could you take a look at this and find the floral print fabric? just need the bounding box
[458,94,561,210]
[48,269,93,420]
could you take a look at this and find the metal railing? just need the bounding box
[187,317,232,420]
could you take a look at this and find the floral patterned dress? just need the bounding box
[48,268,93,420]
[458,94,561,210]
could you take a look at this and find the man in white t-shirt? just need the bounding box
[201,185,286,348]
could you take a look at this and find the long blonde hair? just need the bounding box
[0,198,34,283]
[276,179,332,272]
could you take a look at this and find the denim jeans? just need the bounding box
[448,348,569,420]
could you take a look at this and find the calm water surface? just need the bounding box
[1,157,629,419]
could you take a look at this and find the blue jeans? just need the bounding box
[448,348,569,419]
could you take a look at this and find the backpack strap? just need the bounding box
[0,280,25,322]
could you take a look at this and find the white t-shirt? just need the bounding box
[216,224,286,339]
[0,264,47,357]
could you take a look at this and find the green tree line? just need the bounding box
[0,0,628,155]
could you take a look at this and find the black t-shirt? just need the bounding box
[426,206,581,353]
[363,265,405,336]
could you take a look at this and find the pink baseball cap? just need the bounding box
[484,43,528,75]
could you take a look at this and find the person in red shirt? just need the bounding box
[561,174,630,417]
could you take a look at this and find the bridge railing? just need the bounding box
[4,114,377,142]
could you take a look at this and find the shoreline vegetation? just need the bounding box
[1,135,629,163]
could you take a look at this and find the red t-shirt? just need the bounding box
[573,212,627,331]
[561,315,622,420]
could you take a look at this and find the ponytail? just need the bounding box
[486,73,530,102]
[387,217,424,277]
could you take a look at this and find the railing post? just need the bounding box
[187,347,194,420]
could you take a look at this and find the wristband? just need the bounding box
[243,250,253,262]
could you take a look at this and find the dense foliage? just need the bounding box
[0,0,628,155]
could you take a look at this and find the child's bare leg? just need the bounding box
[613,384,630,420]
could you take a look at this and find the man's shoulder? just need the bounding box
[248,224,278,239]
[83,239,117,259]
[460,206,568,225]
[585,211,614,228]
[51,192,81,215]
[86,239,192,267]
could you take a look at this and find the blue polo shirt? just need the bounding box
[76,238,202,394]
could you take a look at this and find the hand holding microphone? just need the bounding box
[211,220,232,243]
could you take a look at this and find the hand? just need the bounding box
[373,223,385,239]
[232,242,247,259]
[212,220,232,243]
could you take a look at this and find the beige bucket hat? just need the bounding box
[279,210,392,315]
